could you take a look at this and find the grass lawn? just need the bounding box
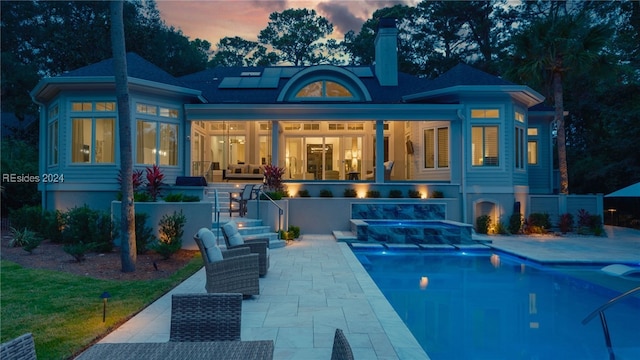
[0,256,203,360]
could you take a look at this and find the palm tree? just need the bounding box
[110,1,136,272]
[507,11,611,194]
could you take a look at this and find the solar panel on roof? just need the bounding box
[218,77,241,88]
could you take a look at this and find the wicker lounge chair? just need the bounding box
[221,221,270,276]
[331,329,354,360]
[170,293,242,342]
[0,333,37,360]
[194,228,260,296]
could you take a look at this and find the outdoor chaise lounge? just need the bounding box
[170,293,242,342]
[221,221,270,277]
[0,333,37,360]
[330,329,354,360]
[194,228,260,296]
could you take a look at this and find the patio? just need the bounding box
[89,226,640,360]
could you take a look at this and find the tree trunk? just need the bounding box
[110,1,137,272]
[553,71,569,195]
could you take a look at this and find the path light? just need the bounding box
[100,291,111,322]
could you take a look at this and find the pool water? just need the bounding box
[355,250,640,360]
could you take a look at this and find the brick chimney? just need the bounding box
[374,18,398,86]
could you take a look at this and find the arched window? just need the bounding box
[295,80,354,99]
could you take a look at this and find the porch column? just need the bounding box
[271,120,280,166]
[375,119,384,183]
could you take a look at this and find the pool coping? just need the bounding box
[338,242,431,360]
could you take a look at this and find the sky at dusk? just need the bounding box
[156,0,418,46]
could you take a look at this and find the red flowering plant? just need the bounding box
[263,164,285,195]
[145,164,165,201]
[116,169,145,200]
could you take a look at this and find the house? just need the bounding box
[30,20,602,231]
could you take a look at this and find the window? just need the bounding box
[528,127,538,165]
[472,126,499,166]
[71,117,115,163]
[424,127,449,169]
[295,80,354,99]
[471,109,500,118]
[71,102,92,111]
[515,127,525,169]
[528,141,538,165]
[515,111,525,123]
[96,102,116,111]
[159,107,179,118]
[136,103,157,115]
[136,120,178,166]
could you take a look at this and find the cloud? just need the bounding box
[317,2,365,35]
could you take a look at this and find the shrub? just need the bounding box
[343,188,357,198]
[261,191,284,200]
[42,209,64,243]
[181,194,200,202]
[576,210,603,235]
[430,190,444,198]
[407,189,421,198]
[145,164,165,201]
[163,192,199,202]
[558,213,574,233]
[494,222,509,235]
[9,205,43,233]
[526,213,551,234]
[319,189,333,197]
[134,191,153,202]
[135,213,156,254]
[9,227,42,253]
[63,242,95,262]
[288,225,301,239]
[298,189,310,197]
[476,215,491,234]
[389,189,403,198]
[153,210,186,259]
[62,205,115,253]
[508,212,523,234]
[366,190,381,198]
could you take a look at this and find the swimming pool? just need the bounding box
[354,249,640,360]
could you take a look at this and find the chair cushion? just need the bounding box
[198,228,223,262]
[228,232,244,247]
[222,221,239,236]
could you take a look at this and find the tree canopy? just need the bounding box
[258,8,333,66]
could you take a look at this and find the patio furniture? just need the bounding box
[230,184,255,217]
[221,221,270,276]
[331,329,354,360]
[170,293,242,342]
[75,341,274,360]
[194,228,260,296]
[365,160,394,181]
[0,333,37,360]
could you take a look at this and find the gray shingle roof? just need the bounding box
[63,53,188,88]
[418,63,515,92]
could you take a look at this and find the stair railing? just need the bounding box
[255,187,284,233]
[582,286,640,360]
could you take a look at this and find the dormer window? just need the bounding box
[295,80,353,99]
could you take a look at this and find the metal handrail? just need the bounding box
[256,188,284,233]
[582,286,640,360]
